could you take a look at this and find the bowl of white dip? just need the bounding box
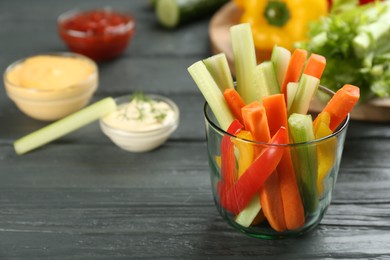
[99,92,179,152]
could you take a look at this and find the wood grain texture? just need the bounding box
[0,0,390,258]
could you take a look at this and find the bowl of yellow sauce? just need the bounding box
[4,52,98,121]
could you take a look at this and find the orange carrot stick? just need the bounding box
[314,84,360,131]
[262,94,288,137]
[263,94,305,230]
[241,101,287,232]
[281,49,308,97]
[303,53,326,80]
[223,88,246,124]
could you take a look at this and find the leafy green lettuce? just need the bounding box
[297,0,390,101]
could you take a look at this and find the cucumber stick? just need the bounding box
[271,45,291,89]
[255,61,281,96]
[14,97,117,155]
[156,0,228,28]
[289,74,320,115]
[203,53,234,92]
[288,113,318,213]
[188,61,234,130]
[230,23,259,104]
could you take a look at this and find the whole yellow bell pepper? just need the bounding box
[235,0,328,51]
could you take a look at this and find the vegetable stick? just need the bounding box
[281,49,308,98]
[271,45,291,90]
[314,84,360,131]
[288,113,318,213]
[233,130,262,228]
[203,53,234,91]
[188,61,234,130]
[288,74,320,115]
[241,101,269,143]
[263,94,305,230]
[286,82,299,112]
[223,88,246,124]
[230,23,259,103]
[14,97,117,155]
[255,61,281,95]
[262,94,288,137]
[220,127,287,215]
[313,112,337,195]
[303,53,326,80]
[242,101,287,232]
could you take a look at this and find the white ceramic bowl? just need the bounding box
[99,94,179,152]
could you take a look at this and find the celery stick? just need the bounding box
[271,45,291,89]
[286,82,298,112]
[256,61,281,96]
[289,74,320,115]
[235,193,261,227]
[188,61,234,130]
[230,23,259,104]
[14,97,117,155]
[288,113,318,213]
[203,53,234,92]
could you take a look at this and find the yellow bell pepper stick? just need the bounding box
[233,130,262,227]
[240,0,328,51]
[314,112,337,195]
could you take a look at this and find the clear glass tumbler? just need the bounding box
[204,86,349,239]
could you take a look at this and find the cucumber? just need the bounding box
[156,0,228,29]
[14,97,117,155]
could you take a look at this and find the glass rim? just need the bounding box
[203,85,350,147]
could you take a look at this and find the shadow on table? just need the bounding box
[196,215,327,258]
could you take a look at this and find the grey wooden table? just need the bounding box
[1,0,389,259]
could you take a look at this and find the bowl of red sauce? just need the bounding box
[58,7,136,61]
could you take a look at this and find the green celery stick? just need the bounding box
[203,53,234,92]
[255,61,281,96]
[271,45,291,89]
[188,61,234,130]
[288,113,318,213]
[230,23,259,103]
[14,97,117,155]
[289,74,320,115]
[235,193,261,227]
[286,82,299,112]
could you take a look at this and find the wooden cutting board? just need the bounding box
[209,2,390,122]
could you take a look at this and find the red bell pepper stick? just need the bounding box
[220,127,288,215]
[218,119,243,196]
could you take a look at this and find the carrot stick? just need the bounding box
[263,94,305,230]
[281,49,308,97]
[241,101,269,143]
[241,101,287,232]
[223,88,246,124]
[314,84,360,131]
[262,94,288,137]
[303,53,326,80]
